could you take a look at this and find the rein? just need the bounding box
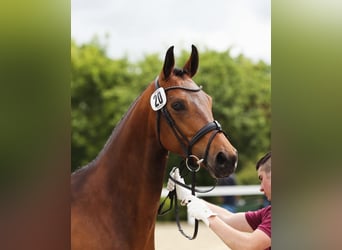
[153,77,224,240]
[158,164,200,240]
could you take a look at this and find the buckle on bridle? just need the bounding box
[185,155,202,172]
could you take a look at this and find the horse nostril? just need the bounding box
[216,152,228,166]
[216,152,237,168]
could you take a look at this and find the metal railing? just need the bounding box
[161,185,262,197]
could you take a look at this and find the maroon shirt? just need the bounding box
[245,205,271,250]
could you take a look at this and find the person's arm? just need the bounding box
[205,200,233,216]
[168,169,270,248]
[204,201,254,232]
[188,197,271,250]
[209,215,271,250]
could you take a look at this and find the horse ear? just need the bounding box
[183,44,199,77]
[161,46,175,80]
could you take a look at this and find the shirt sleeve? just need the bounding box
[245,205,271,238]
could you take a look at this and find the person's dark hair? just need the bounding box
[256,151,271,171]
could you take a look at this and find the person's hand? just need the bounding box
[187,196,216,227]
[167,168,192,205]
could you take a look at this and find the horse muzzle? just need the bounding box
[204,147,238,178]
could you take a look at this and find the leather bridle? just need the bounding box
[154,77,225,169]
[154,77,226,239]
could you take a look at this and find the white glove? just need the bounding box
[187,196,216,227]
[166,168,177,191]
[167,168,192,205]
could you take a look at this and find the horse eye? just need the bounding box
[171,101,185,111]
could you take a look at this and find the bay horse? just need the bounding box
[71,45,238,250]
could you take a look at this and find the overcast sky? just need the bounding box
[72,0,270,63]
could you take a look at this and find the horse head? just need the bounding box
[151,45,238,178]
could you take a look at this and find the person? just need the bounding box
[218,174,237,212]
[168,152,271,250]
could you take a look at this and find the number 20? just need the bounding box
[153,92,163,107]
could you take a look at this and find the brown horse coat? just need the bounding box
[71,45,238,250]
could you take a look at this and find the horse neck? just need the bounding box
[93,85,168,204]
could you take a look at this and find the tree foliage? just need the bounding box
[71,40,270,184]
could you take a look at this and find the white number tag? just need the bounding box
[150,87,167,111]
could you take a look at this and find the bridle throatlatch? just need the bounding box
[152,77,226,240]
